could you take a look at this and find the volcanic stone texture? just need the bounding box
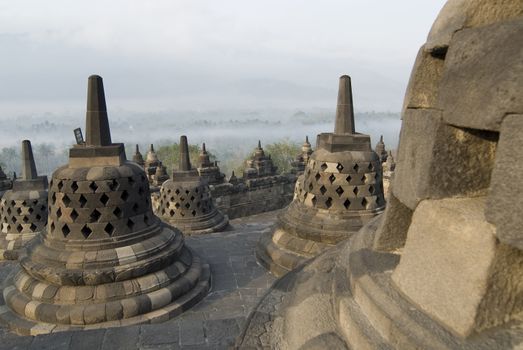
[237,2,523,349]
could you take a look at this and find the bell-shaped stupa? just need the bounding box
[0,75,210,335]
[0,140,48,260]
[256,75,386,276]
[158,136,228,234]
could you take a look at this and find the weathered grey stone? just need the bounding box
[392,198,522,337]
[437,20,523,131]
[402,45,445,112]
[486,114,523,249]
[372,192,413,251]
[393,109,497,210]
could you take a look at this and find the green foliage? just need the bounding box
[155,143,211,174]
[265,140,301,174]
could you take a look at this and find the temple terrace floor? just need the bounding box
[0,210,280,350]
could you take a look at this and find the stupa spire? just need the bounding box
[21,140,38,180]
[334,75,355,134]
[85,75,112,146]
[179,135,191,171]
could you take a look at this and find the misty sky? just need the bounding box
[0,1,447,118]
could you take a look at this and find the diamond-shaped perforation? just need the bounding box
[175,203,180,209]
[100,193,109,206]
[308,183,314,191]
[132,203,139,213]
[30,223,37,232]
[108,179,119,191]
[127,219,135,230]
[16,224,23,233]
[52,193,57,205]
[175,189,180,195]
[353,164,359,172]
[368,163,374,171]
[336,163,344,172]
[90,209,101,222]
[319,185,327,195]
[315,172,321,182]
[369,185,374,194]
[353,187,359,196]
[335,186,344,196]
[79,194,87,208]
[71,181,79,193]
[113,207,122,218]
[191,210,196,217]
[344,199,351,209]
[121,191,129,201]
[311,195,317,206]
[81,225,92,239]
[62,224,71,237]
[185,202,190,209]
[320,163,328,171]
[28,207,34,214]
[16,207,22,215]
[62,194,71,206]
[56,207,62,218]
[89,181,98,193]
[169,209,175,217]
[325,197,332,208]
[128,176,135,186]
[361,198,368,208]
[22,216,29,223]
[104,223,115,236]
[328,174,336,184]
[57,181,64,191]
[70,209,79,222]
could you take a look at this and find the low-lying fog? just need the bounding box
[0,108,401,177]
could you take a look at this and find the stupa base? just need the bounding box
[0,249,211,336]
[238,216,522,349]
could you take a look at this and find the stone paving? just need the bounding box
[0,210,279,349]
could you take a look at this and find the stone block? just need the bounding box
[392,197,523,337]
[486,114,523,250]
[402,45,445,112]
[372,193,413,251]
[437,20,523,131]
[393,109,497,209]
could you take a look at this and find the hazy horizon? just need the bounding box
[0,1,447,118]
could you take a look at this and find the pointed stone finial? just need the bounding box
[135,144,140,154]
[380,135,384,143]
[334,75,355,134]
[150,144,154,152]
[258,140,262,149]
[306,136,309,143]
[21,140,38,180]
[202,143,207,153]
[85,75,112,146]
[13,172,16,180]
[179,135,191,171]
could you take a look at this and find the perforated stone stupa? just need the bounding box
[0,75,210,335]
[256,75,385,276]
[237,2,523,348]
[132,144,145,167]
[158,136,228,234]
[0,140,48,260]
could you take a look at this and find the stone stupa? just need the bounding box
[197,143,225,185]
[158,136,228,235]
[0,140,48,260]
[237,1,523,348]
[132,144,145,167]
[0,75,210,335]
[243,141,278,179]
[290,136,313,175]
[256,75,386,276]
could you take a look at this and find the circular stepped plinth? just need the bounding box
[238,216,522,349]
